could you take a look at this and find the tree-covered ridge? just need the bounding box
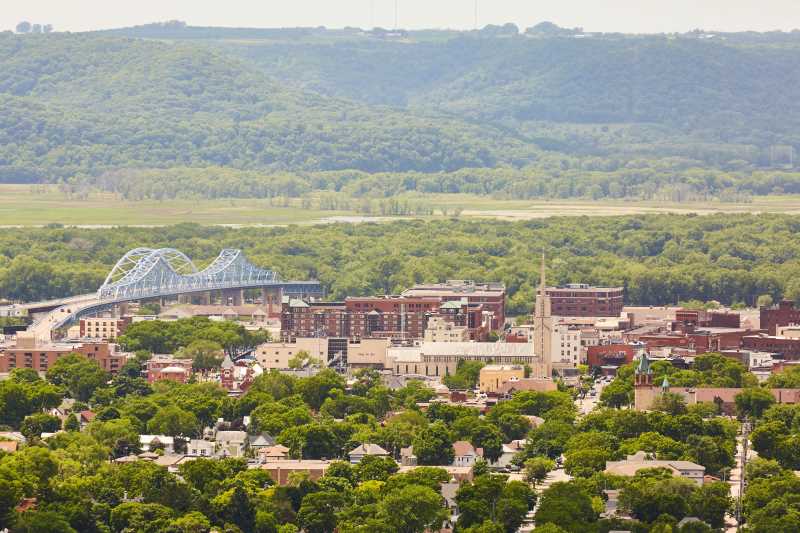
[229,34,800,146]
[0,33,538,182]
[4,31,800,199]
[1,214,800,313]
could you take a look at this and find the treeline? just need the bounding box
[2,215,800,314]
[70,162,800,202]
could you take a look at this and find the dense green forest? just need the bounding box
[1,215,799,311]
[0,33,534,182]
[3,26,800,200]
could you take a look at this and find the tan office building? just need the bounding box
[479,364,525,393]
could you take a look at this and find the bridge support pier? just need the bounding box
[262,287,283,318]
[222,289,243,307]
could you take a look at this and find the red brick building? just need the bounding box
[761,300,800,335]
[281,294,495,341]
[587,344,638,368]
[674,310,741,332]
[0,340,127,374]
[544,284,624,317]
[146,355,193,384]
[743,335,800,359]
[638,334,693,350]
[401,280,506,330]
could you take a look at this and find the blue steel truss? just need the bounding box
[97,248,317,301]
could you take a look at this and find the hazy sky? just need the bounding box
[3,0,800,34]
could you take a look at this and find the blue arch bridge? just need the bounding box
[21,248,322,336]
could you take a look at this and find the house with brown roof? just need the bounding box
[259,445,290,462]
[452,441,483,467]
[262,460,331,485]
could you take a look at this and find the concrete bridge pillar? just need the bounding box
[223,289,243,307]
[262,287,283,318]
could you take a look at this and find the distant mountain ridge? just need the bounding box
[2,24,800,199]
[0,32,537,182]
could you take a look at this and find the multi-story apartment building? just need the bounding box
[544,284,624,317]
[281,294,494,342]
[552,323,584,368]
[761,300,800,335]
[79,317,132,340]
[424,316,470,342]
[0,337,127,374]
[401,280,506,330]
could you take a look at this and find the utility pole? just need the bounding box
[474,0,479,30]
[394,0,398,30]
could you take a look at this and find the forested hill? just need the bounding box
[4,25,800,198]
[0,33,537,182]
[226,33,800,154]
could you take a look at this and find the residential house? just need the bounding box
[491,440,525,469]
[400,446,417,466]
[452,441,483,467]
[187,439,215,457]
[259,445,290,463]
[0,432,26,444]
[139,435,175,454]
[348,443,390,464]
[262,460,331,485]
[79,410,96,429]
[248,433,275,452]
[49,398,76,421]
[215,431,248,457]
[154,455,194,474]
[605,451,705,485]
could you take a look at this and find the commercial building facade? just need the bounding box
[255,337,390,369]
[544,284,624,317]
[478,364,525,393]
[281,292,497,342]
[760,300,800,335]
[79,317,132,340]
[389,341,543,378]
[0,339,127,374]
[401,280,506,330]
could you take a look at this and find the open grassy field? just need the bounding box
[3,185,800,226]
[0,185,352,226]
